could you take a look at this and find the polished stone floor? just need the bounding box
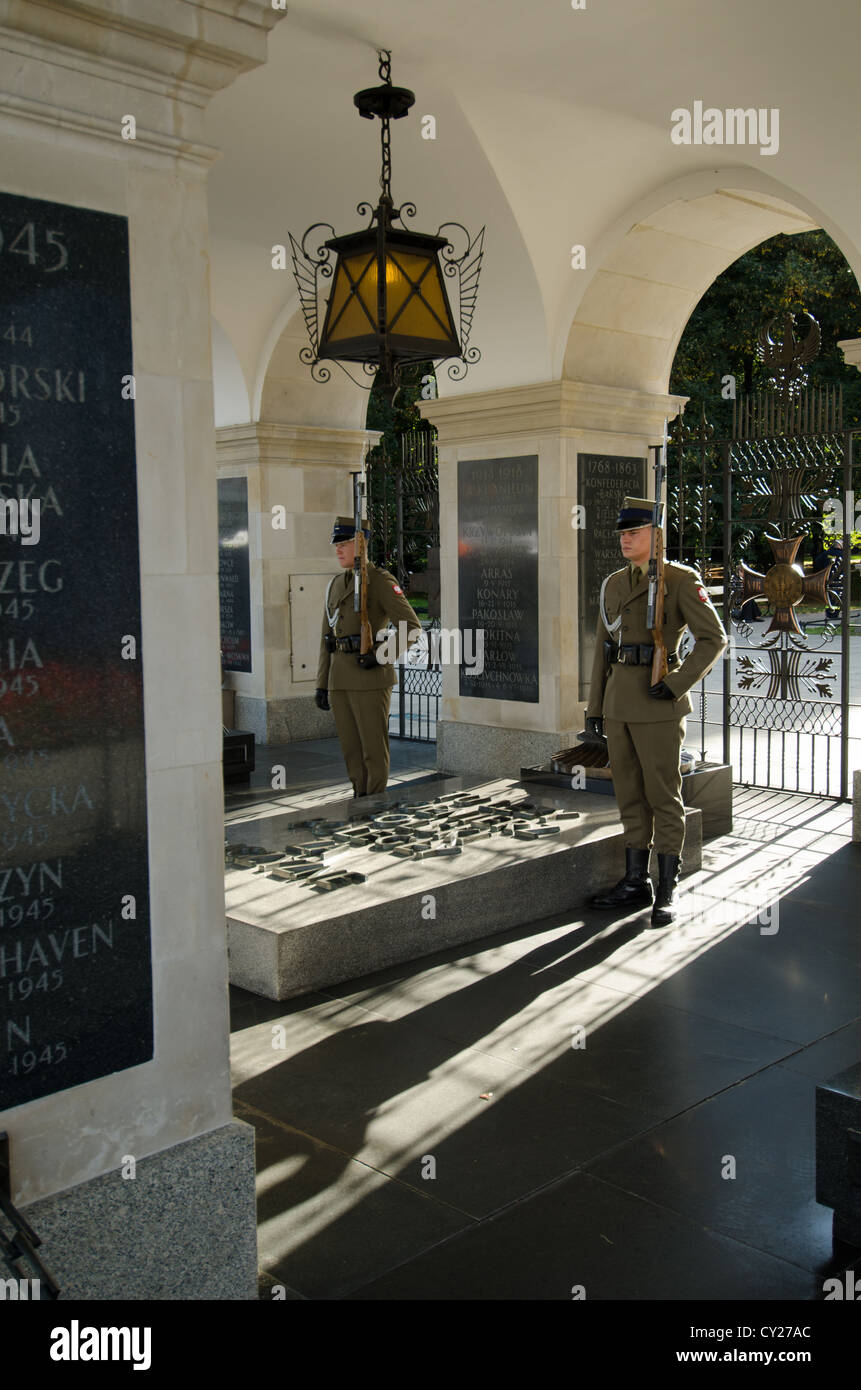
[226,739,861,1301]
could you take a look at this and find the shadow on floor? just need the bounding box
[229,760,861,1301]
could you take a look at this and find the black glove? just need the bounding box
[314,688,330,711]
[649,680,676,701]
[356,649,378,669]
[585,716,605,740]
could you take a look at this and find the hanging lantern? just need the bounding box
[289,50,484,395]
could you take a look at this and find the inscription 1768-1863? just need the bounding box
[577,453,646,699]
[0,191,152,1109]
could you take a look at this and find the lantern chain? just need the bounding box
[378,49,392,202]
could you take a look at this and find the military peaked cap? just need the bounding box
[331,516,370,543]
[616,496,663,531]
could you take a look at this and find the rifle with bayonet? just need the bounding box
[646,426,669,688]
[351,470,374,663]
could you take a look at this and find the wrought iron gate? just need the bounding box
[366,425,442,741]
[668,336,859,798]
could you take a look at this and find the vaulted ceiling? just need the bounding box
[203,0,861,422]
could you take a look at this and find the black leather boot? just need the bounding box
[590,848,654,910]
[651,853,682,926]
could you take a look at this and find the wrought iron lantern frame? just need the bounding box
[289,50,484,396]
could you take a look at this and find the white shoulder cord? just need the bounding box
[325,574,340,631]
[599,574,622,642]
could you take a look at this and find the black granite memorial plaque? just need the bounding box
[218,476,252,674]
[578,453,646,699]
[0,190,152,1109]
[457,456,538,702]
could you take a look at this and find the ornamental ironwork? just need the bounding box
[737,533,832,637]
[666,308,858,797]
[288,50,484,396]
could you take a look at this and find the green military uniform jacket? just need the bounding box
[586,561,728,722]
[317,561,422,692]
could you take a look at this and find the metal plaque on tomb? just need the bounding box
[577,453,646,699]
[218,476,252,673]
[457,456,539,701]
[0,190,152,1108]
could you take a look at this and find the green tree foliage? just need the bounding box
[669,231,861,582]
[366,360,435,457]
[670,230,861,427]
[365,362,437,579]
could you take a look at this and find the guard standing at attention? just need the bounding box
[585,496,727,925]
[316,516,421,796]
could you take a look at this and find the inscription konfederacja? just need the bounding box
[577,453,646,700]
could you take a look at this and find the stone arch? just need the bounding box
[212,317,251,427]
[256,300,373,431]
[558,168,861,395]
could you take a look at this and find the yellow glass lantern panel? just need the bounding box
[386,251,454,340]
[325,253,376,342]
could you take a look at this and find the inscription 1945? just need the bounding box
[0,190,152,1109]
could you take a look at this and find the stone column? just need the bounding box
[838,338,861,373]
[0,0,282,1298]
[216,423,380,744]
[420,380,685,778]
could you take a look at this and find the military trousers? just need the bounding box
[605,716,687,855]
[330,687,393,796]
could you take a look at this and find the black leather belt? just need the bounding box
[604,641,679,666]
[334,634,362,652]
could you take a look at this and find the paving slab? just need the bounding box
[242,1103,474,1300]
[232,1003,660,1221]
[345,1170,816,1301]
[585,1065,833,1273]
[644,917,861,1044]
[317,930,799,1117]
[778,1020,861,1082]
[774,842,861,914]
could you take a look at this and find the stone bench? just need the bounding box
[223,727,255,782]
[815,1061,861,1249]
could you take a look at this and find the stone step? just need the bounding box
[226,776,702,1001]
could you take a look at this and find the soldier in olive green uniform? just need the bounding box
[586,496,727,924]
[316,516,422,797]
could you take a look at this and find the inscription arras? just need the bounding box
[457,456,539,702]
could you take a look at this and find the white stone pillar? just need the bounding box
[216,422,380,743]
[838,338,861,373]
[0,0,282,1298]
[420,380,685,778]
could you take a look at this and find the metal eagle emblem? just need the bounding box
[758,311,821,403]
